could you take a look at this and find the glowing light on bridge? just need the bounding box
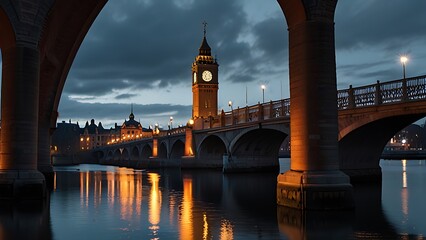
[400,55,408,79]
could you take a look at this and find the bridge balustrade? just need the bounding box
[407,76,426,100]
[107,76,426,135]
[337,75,426,110]
[217,99,290,128]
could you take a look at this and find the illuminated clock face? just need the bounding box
[202,70,212,82]
[193,72,197,83]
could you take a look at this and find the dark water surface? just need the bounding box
[1,159,425,239]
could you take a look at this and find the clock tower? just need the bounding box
[192,22,219,119]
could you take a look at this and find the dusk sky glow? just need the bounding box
[1,0,426,129]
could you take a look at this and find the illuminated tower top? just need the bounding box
[195,21,216,64]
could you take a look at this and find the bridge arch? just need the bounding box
[113,149,121,162]
[141,144,152,160]
[0,6,15,49]
[158,142,168,159]
[107,150,114,161]
[170,140,185,159]
[131,146,139,161]
[198,135,227,163]
[122,148,130,161]
[93,150,105,162]
[225,128,288,172]
[339,113,426,182]
[230,128,287,158]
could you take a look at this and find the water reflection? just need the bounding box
[0,199,52,240]
[1,162,425,239]
[401,160,409,222]
[149,173,161,238]
[180,177,193,240]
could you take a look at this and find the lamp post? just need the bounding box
[400,56,408,100]
[169,116,173,129]
[228,100,233,111]
[261,85,266,103]
[400,56,408,80]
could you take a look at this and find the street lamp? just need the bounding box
[261,85,266,103]
[169,116,173,129]
[400,56,408,80]
[188,118,194,126]
[228,100,233,111]
[153,123,159,135]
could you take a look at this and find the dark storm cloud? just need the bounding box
[334,1,426,85]
[65,0,262,96]
[335,1,426,51]
[65,78,136,95]
[220,16,288,83]
[55,1,426,124]
[252,17,287,63]
[115,93,138,100]
[58,96,191,127]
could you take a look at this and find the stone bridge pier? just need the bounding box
[0,1,52,199]
[0,0,106,199]
[276,0,354,210]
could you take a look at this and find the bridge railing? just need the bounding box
[217,99,290,128]
[337,75,426,109]
[192,75,426,130]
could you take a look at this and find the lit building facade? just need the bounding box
[120,110,143,141]
[80,119,120,150]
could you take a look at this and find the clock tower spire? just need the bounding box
[192,21,219,120]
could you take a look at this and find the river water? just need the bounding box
[1,159,425,239]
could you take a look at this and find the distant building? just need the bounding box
[120,109,144,141]
[80,119,120,150]
[385,123,426,151]
[51,120,82,157]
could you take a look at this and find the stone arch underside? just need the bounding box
[339,113,425,182]
[0,6,15,49]
[131,146,139,161]
[36,0,108,173]
[228,128,287,172]
[113,149,121,162]
[141,144,152,160]
[107,151,113,161]
[170,140,184,159]
[122,148,130,161]
[93,150,105,161]
[198,135,226,164]
[158,142,168,159]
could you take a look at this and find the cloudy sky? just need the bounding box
[2,0,426,129]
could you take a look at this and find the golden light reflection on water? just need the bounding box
[180,177,193,240]
[148,173,161,238]
[220,219,234,240]
[203,213,208,240]
[169,193,177,225]
[53,172,57,191]
[119,172,135,220]
[94,171,102,208]
[74,168,236,239]
[107,172,115,206]
[401,160,409,221]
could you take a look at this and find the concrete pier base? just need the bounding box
[0,170,46,200]
[277,170,354,210]
[38,167,55,190]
